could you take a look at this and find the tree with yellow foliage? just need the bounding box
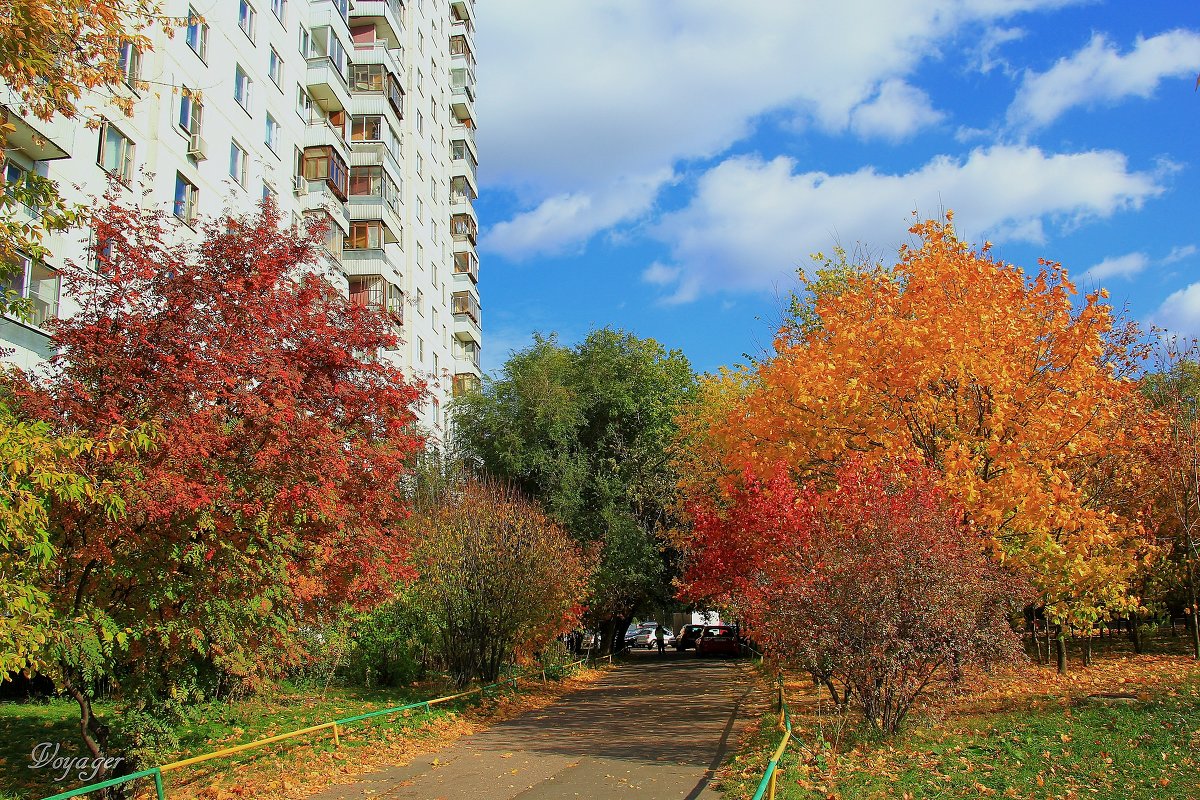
[685,216,1156,672]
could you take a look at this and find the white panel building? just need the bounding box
[0,0,483,438]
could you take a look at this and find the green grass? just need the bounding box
[722,677,1200,800]
[0,680,470,800]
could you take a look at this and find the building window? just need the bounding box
[348,165,399,210]
[234,65,252,112]
[296,85,313,120]
[265,113,280,153]
[185,7,208,61]
[269,47,284,88]
[117,42,141,87]
[230,140,249,186]
[97,122,134,183]
[238,0,257,41]
[351,115,383,142]
[345,221,384,250]
[299,26,311,58]
[2,254,59,328]
[270,0,286,22]
[416,110,423,135]
[173,172,199,225]
[178,89,202,136]
[301,145,348,199]
[262,180,276,202]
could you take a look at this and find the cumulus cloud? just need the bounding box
[477,0,1090,260]
[849,80,946,141]
[483,169,674,260]
[647,145,1164,303]
[1152,283,1200,339]
[1008,30,1200,130]
[1080,252,1150,283]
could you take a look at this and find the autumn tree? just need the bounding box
[1142,346,1200,659]
[682,216,1155,673]
[2,194,424,766]
[683,458,1019,733]
[412,477,590,687]
[452,330,696,654]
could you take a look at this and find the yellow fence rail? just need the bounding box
[750,673,794,800]
[41,653,614,799]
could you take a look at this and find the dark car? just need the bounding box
[695,625,742,657]
[673,624,707,651]
[623,621,659,650]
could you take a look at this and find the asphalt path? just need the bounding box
[307,649,755,800]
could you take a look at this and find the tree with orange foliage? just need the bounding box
[683,216,1156,673]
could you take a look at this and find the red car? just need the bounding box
[695,625,742,657]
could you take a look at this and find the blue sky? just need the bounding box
[472,0,1200,374]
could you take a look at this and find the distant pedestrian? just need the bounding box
[655,624,666,654]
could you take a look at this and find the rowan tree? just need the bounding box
[2,193,424,764]
[684,216,1156,672]
[682,458,1020,733]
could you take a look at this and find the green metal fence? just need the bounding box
[750,673,794,800]
[38,654,613,800]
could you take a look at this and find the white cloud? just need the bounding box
[647,145,1164,302]
[1165,244,1198,264]
[1008,30,1200,130]
[477,0,1090,259]
[849,80,946,142]
[974,26,1027,74]
[642,262,680,286]
[1080,252,1150,283]
[1152,283,1200,339]
[483,169,673,260]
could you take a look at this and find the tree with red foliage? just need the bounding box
[2,192,424,763]
[682,458,1021,733]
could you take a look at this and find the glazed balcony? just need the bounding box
[450,213,477,245]
[453,250,479,283]
[349,0,404,44]
[452,372,482,397]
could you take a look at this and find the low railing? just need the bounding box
[750,673,794,800]
[39,655,614,799]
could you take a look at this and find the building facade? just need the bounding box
[0,0,482,437]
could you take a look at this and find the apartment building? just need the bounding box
[0,0,483,437]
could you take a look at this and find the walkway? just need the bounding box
[306,650,755,800]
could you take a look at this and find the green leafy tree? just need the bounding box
[452,329,696,652]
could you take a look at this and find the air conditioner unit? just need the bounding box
[187,133,207,161]
[293,175,307,195]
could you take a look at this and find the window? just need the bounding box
[299,26,311,59]
[352,63,385,93]
[328,36,347,74]
[345,221,384,250]
[270,0,286,22]
[415,152,423,176]
[230,140,249,186]
[348,166,399,209]
[351,115,383,142]
[296,85,313,120]
[3,255,59,328]
[179,89,202,135]
[238,0,257,41]
[306,211,343,257]
[269,48,284,87]
[234,65,252,112]
[265,113,280,153]
[262,181,277,202]
[117,42,141,87]
[185,7,208,61]
[97,122,134,183]
[173,173,199,224]
[301,145,348,199]
[416,111,423,135]
[417,336,425,362]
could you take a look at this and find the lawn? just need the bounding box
[720,636,1200,800]
[0,667,597,800]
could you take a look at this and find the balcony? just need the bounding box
[450,213,477,245]
[450,175,476,211]
[304,112,351,162]
[349,140,404,187]
[0,104,73,161]
[450,0,474,31]
[349,0,404,43]
[349,272,404,330]
[340,246,402,285]
[450,34,475,71]
[450,138,478,190]
[452,372,482,397]
[452,289,480,323]
[453,250,479,283]
[352,41,405,84]
[297,178,350,234]
[306,55,352,112]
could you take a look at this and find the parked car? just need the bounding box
[624,622,673,649]
[695,625,742,657]
[673,624,707,651]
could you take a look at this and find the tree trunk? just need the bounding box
[1129,612,1144,655]
[60,671,107,771]
[1082,634,1093,667]
[1055,625,1067,675]
[1189,559,1200,660]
